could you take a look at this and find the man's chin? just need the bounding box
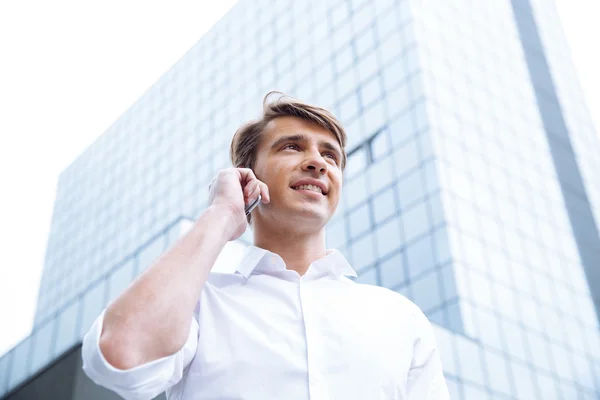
[281,204,331,227]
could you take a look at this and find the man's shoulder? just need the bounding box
[205,271,245,288]
[347,279,423,317]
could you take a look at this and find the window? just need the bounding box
[374,216,402,257]
[372,186,397,223]
[356,267,379,285]
[369,127,390,159]
[349,203,372,239]
[412,271,442,312]
[346,126,389,173]
[405,233,435,280]
[351,232,376,272]
[379,251,406,289]
[345,146,368,179]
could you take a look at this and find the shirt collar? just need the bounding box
[235,245,357,279]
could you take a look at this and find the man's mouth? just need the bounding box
[291,184,324,195]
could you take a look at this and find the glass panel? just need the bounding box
[355,27,375,57]
[374,216,402,258]
[344,174,368,209]
[339,92,359,122]
[433,226,451,266]
[165,218,194,251]
[8,337,32,390]
[474,308,503,352]
[79,281,107,339]
[345,147,367,179]
[0,351,11,394]
[326,218,347,249]
[463,383,491,400]
[137,233,167,274]
[382,57,404,88]
[368,155,395,193]
[30,318,56,376]
[552,345,575,382]
[370,128,390,160]
[455,334,485,386]
[379,251,406,289]
[357,50,379,81]
[349,203,371,239]
[108,259,135,304]
[445,300,464,332]
[511,362,539,400]
[392,137,419,178]
[372,186,397,224]
[362,101,386,135]
[445,376,462,400]
[386,85,412,126]
[502,320,528,363]
[535,371,562,400]
[54,299,81,357]
[356,267,378,286]
[427,307,445,327]
[396,168,425,208]
[360,76,383,107]
[483,348,513,397]
[378,31,403,67]
[411,271,442,312]
[350,232,375,272]
[405,233,435,280]
[401,201,429,243]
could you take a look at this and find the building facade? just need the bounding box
[2,0,599,398]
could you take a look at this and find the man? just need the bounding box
[82,92,450,399]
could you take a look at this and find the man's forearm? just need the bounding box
[98,205,233,370]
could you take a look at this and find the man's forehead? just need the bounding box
[264,116,339,145]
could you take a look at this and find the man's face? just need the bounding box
[252,116,344,231]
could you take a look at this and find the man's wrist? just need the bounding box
[205,203,239,239]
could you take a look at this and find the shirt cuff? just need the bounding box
[81,310,199,399]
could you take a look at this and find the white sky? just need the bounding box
[0,0,598,357]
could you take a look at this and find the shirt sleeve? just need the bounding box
[81,309,199,400]
[406,305,451,399]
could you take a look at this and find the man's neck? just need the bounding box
[252,224,327,276]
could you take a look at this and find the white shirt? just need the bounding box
[82,245,450,400]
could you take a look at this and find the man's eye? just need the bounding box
[324,153,337,161]
[283,144,299,150]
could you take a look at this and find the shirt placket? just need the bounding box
[299,278,328,400]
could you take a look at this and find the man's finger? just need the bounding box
[259,181,270,203]
[237,167,257,184]
[244,180,259,198]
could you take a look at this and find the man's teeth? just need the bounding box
[293,184,323,194]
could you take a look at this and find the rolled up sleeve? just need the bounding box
[406,306,451,399]
[81,310,199,400]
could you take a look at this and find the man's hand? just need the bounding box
[208,168,270,241]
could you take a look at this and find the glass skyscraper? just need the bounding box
[2,0,599,398]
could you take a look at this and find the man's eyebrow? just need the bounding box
[270,134,307,149]
[271,133,342,157]
[320,141,342,157]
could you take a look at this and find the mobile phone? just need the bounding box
[245,194,261,216]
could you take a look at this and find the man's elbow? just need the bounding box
[98,329,185,370]
[98,331,147,370]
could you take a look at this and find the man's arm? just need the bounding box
[98,168,270,370]
[98,205,233,369]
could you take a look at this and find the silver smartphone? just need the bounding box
[245,194,261,216]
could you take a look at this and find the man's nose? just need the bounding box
[302,152,328,174]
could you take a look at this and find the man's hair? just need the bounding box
[229,91,348,171]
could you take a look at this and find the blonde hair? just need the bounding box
[229,91,347,170]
